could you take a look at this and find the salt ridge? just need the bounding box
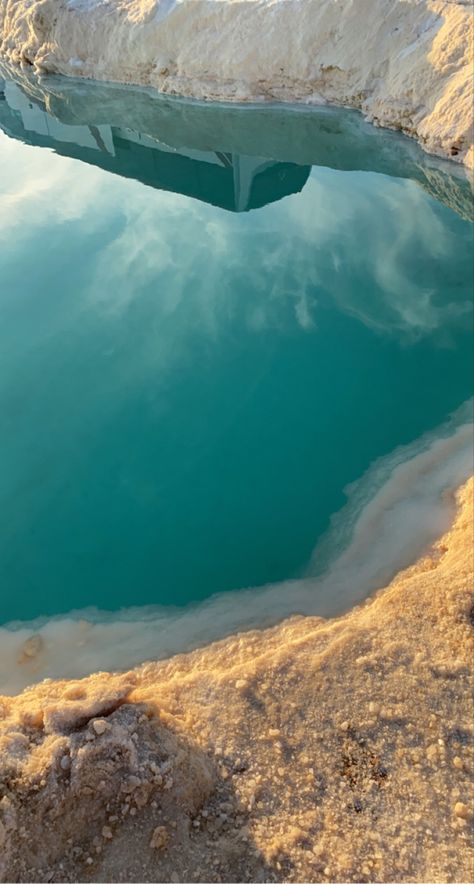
[0,0,473,166]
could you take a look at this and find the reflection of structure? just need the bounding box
[0,79,310,212]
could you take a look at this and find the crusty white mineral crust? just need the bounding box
[0,0,472,166]
[0,480,473,882]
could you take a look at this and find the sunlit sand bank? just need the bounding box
[1,478,472,882]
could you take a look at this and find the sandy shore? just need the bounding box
[0,478,472,882]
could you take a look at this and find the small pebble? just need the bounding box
[150,826,168,851]
[92,719,110,736]
[454,802,470,819]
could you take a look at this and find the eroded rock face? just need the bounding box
[0,683,215,882]
[0,0,473,167]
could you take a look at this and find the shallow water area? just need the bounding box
[0,67,473,691]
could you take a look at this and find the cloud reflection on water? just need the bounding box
[0,129,471,352]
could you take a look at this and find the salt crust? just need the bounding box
[0,480,472,882]
[1,412,472,696]
[0,0,473,166]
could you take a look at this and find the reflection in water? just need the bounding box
[0,63,472,641]
[0,62,472,219]
[0,77,310,212]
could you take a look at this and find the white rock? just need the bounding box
[92,719,110,736]
[0,0,472,166]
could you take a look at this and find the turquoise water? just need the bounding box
[0,69,473,628]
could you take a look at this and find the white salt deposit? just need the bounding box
[0,0,472,166]
[1,401,472,695]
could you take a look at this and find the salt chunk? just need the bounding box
[92,719,110,736]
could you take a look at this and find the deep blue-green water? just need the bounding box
[0,69,473,633]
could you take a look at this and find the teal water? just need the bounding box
[0,69,473,628]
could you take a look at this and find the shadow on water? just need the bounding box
[0,61,472,219]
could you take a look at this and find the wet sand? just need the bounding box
[0,479,473,882]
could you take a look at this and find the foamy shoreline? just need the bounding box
[0,478,472,882]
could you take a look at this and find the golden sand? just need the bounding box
[0,480,473,883]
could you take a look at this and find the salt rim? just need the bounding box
[1,399,472,695]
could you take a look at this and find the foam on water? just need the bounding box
[1,400,472,695]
